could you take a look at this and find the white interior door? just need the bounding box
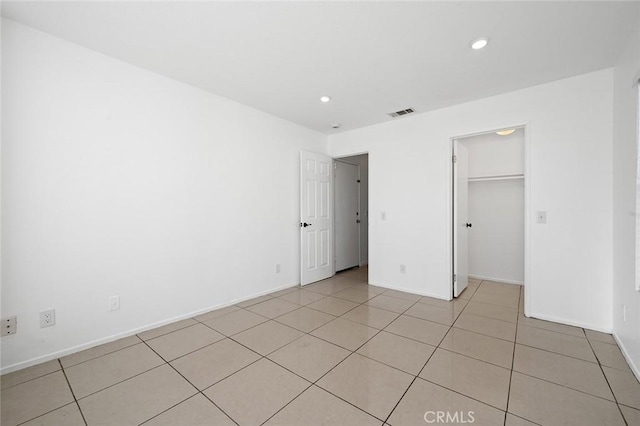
[335,161,360,271]
[453,140,469,297]
[300,151,334,285]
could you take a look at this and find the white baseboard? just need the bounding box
[614,334,640,382]
[526,311,612,334]
[368,281,451,301]
[1,282,300,375]
[469,274,523,285]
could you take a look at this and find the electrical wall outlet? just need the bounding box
[400,264,406,273]
[275,264,281,273]
[2,316,17,336]
[40,309,55,328]
[381,211,387,221]
[109,296,120,311]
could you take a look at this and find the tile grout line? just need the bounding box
[11,362,89,426]
[409,283,527,416]
[143,290,350,424]
[1,369,61,392]
[462,286,624,403]
[511,370,623,404]
[513,341,600,365]
[256,382,316,426]
[261,282,425,425]
[517,321,591,340]
[413,280,514,415]
[58,358,89,426]
[194,276,372,364]
[584,333,629,426]
[381,329,448,424]
[448,323,517,344]
[311,293,425,423]
[504,287,617,425]
[59,336,142,370]
[195,273,380,425]
[138,338,241,426]
[310,279,514,423]
[250,273,391,425]
[196,286,534,372]
[194,278,372,338]
[66,363,165,401]
[414,301,515,368]
[382,282,477,424]
[387,281,527,422]
[13,402,84,426]
[504,285,522,425]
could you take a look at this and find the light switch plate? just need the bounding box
[536,211,547,224]
[109,296,120,311]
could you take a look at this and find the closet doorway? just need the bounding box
[452,128,525,298]
[334,154,369,272]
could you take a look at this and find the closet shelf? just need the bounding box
[468,174,524,182]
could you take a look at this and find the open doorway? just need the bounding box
[452,128,526,299]
[334,154,369,273]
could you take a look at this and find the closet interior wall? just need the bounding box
[462,129,525,285]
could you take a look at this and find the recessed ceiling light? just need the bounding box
[496,129,516,136]
[331,123,341,129]
[471,38,488,50]
[320,96,332,103]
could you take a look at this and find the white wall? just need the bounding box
[329,69,614,332]
[1,20,327,372]
[463,130,524,178]
[468,180,524,284]
[462,131,524,284]
[612,20,640,376]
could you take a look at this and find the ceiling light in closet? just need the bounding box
[496,129,516,136]
[320,96,332,103]
[471,38,488,50]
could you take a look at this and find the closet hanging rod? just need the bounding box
[468,174,524,182]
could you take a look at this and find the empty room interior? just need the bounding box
[2,1,640,425]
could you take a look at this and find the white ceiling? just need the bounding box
[3,1,639,134]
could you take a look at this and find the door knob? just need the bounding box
[465,223,472,228]
[300,222,312,227]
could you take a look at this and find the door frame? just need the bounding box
[334,158,362,273]
[448,123,531,317]
[332,152,369,276]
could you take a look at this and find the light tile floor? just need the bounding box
[2,267,640,425]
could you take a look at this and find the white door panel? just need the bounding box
[301,151,333,285]
[453,141,469,297]
[335,161,359,271]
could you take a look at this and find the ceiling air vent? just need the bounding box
[387,108,415,118]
